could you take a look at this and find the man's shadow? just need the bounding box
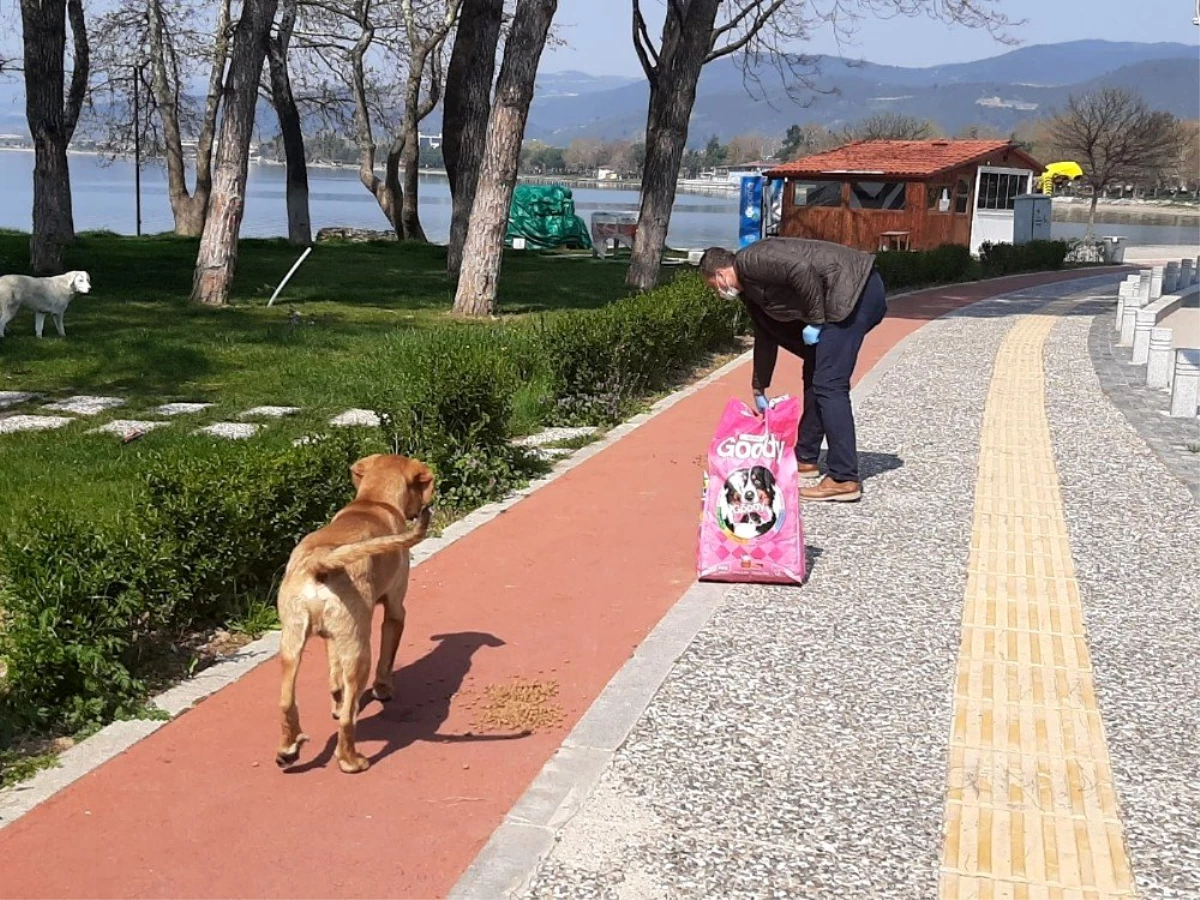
[285,631,526,773]
[809,451,904,482]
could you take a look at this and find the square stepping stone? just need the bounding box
[196,422,260,440]
[513,426,599,448]
[89,420,169,438]
[527,446,574,462]
[330,409,381,428]
[0,414,74,434]
[0,391,37,409]
[239,405,301,419]
[155,402,214,416]
[43,395,125,416]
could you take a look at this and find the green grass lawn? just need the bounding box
[0,231,642,533]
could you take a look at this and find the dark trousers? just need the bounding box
[797,270,888,483]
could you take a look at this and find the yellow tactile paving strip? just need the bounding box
[940,315,1136,900]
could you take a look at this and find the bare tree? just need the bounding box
[842,111,937,142]
[725,133,770,164]
[267,0,312,245]
[21,0,88,273]
[191,0,281,305]
[295,0,455,240]
[779,122,835,160]
[442,0,503,275]
[88,0,232,236]
[1047,88,1182,239]
[625,0,1014,292]
[396,0,460,241]
[452,0,557,317]
[562,136,603,173]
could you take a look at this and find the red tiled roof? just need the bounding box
[766,140,1041,179]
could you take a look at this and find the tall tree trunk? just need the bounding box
[626,0,719,293]
[399,63,428,242]
[1086,192,1099,243]
[184,0,233,236]
[21,0,88,274]
[384,136,405,239]
[443,0,502,275]
[349,17,401,234]
[147,0,193,234]
[400,129,426,241]
[149,0,230,236]
[452,0,557,317]
[268,0,311,246]
[191,0,279,306]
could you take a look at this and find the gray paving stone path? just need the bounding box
[1089,308,1200,502]
[507,278,1198,900]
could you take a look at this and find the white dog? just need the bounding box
[0,271,92,338]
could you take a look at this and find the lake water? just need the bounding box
[1,150,1197,249]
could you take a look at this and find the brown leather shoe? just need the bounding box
[797,460,821,479]
[799,476,863,503]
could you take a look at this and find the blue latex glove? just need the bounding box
[802,325,822,346]
[754,392,770,414]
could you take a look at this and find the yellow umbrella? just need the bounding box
[1040,161,1084,193]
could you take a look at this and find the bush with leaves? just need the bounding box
[366,327,537,511]
[0,432,379,740]
[979,240,1069,278]
[534,273,744,425]
[875,243,975,291]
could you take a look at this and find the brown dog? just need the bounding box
[275,454,435,773]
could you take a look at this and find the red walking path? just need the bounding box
[0,271,1117,899]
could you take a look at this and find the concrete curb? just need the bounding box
[446,269,1127,900]
[0,346,754,830]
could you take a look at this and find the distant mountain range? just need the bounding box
[523,40,1200,145]
[0,39,1194,148]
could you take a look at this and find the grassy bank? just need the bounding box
[0,232,640,532]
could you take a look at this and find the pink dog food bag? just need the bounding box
[697,396,806,585]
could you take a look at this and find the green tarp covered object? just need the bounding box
[505,184,593,251]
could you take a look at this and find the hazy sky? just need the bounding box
[541,0,1196,76]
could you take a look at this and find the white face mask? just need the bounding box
[716,274,740,300]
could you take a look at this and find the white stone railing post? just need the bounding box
[1116,280,1136,333]
[1147,328,1174,389]
[1150,265,1164,300]
[1119,300,1140,347]
[1165,261,1180,294]
[1182,259,1194,289]
[1132,308,1156,364]
[1169,349,1200,418]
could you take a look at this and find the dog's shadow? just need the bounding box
[285,631,525,774]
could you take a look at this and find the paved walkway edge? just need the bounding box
[447,581,731,900]
[0,348,757,830]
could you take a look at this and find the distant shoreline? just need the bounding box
[1,147,1197,219]
[1049,197,1200,218]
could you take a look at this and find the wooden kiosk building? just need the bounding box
[765,140,1043,255]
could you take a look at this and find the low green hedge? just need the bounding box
[875,243,974,290]
[978,240,1070,278]
[0,433,381,736]
[0,274,742,743]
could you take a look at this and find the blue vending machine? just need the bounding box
[738,175,764,248]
